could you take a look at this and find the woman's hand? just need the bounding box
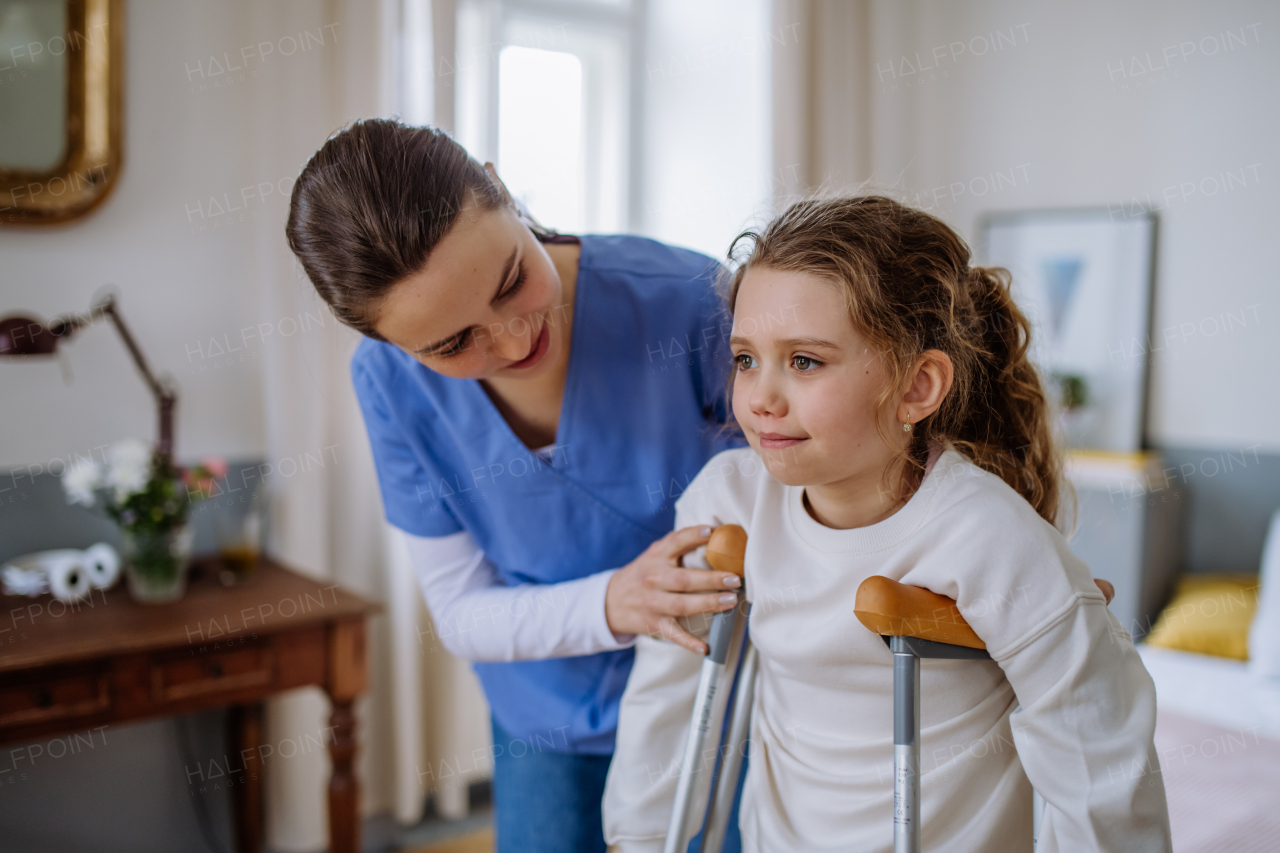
[605,525,743,655]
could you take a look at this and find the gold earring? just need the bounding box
[903,420,912,432]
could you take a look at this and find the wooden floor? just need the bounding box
[403,827,494,853]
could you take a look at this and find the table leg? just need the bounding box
[229,702,265,853]
[328,697,360,853]
[328,619,367,853]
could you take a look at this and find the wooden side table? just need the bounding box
[0,558,379,853]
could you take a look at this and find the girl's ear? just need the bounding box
[896,349,954,427]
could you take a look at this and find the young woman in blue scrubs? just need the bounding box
[286,119,744,852]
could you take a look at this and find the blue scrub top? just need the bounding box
[352,233,740,754]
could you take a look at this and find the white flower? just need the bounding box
[62,457,103,506]
[106,439,153,503]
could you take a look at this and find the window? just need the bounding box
[400,0,773,257]
[455,0,636,234]
[497,47,583,231]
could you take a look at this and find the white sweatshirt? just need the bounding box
[602,447,1171,853]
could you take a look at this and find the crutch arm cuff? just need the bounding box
[854,575,987,650]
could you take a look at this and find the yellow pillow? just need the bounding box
[1143,574,1259,661]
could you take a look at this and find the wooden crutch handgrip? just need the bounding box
[854,576,987,649]
[855,576,1117,650]
[704,524,747,578]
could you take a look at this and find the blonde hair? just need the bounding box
[726,196,1063,526]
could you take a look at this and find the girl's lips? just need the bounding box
[507,321,550,369]
[757,432,808,450]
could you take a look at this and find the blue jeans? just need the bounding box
[489,717,744,853]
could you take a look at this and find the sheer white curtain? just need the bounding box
[248,1,496,845]
[398,0,497,824]
[768,0,872,202]
[242,0,401,848]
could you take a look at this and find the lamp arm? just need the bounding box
[99,299,172,403]
[51,295,176,461]
[102,299,176,461]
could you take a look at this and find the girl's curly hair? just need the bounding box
[725,195,1064,527]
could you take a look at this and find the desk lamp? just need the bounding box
[0,295,176,461]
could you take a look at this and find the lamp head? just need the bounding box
[0,299,101,356]
[0,317,59,356]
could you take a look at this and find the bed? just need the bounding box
[1142,645,1280,853]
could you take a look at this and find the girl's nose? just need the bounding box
[749,368,788,418]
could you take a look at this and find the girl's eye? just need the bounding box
[792,355,821,371]
[439,329,473,358]
[734,353,757,371]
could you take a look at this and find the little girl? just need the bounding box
[602,197,1171,852]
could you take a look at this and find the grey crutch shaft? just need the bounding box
[699,629,755,853]
[663,600,742,853]
[886,635,990,853]
[892,636,921,853]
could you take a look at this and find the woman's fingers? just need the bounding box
[661,590,739,618]
[661,524,715,561]
[655,617,708,655]
[664,566,741,592]
[603,525,741,649]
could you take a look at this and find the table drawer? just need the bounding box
[151,646,275,703]
[0,671,111,727]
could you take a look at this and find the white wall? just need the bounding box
[0,1,289,470]
[857,0,1279,453]
[0,4,402,849]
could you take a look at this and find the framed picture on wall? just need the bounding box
[979,209,1158,453]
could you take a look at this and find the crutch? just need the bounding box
[854,577,990,853]
[664,525,750,853]
[854,576,1117,853]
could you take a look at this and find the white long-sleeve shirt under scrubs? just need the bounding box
[400,444,637,663]
[602,446,1172,852]
[401,527,636,661]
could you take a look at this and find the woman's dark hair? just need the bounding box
[286,119,543,339]
[725,196,1064,527]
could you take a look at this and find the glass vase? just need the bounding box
[122,525,194,604]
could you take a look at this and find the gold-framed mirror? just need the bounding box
[0,0,122,225]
